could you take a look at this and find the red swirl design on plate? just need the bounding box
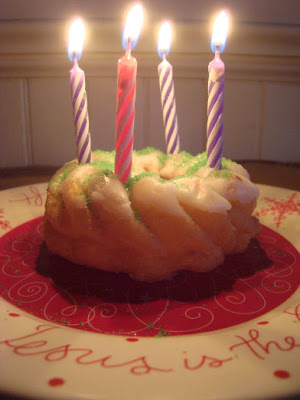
[9,185,46,207]
[0,208,11,231]
[0,217,299,337]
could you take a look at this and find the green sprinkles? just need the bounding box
[211,169,232,179]
[186,161,205,175]
[125,172,158,192]
[135,146,160,156]
[93,149,115,157]
[147,321,154,329]
[155,328,171,337]
[82,192,91,208]
[49,149,239,205]
[135,147,168,166]
[132,206,142,221]
[88,160,114,171]
[50,163,78,189]
[83,169,112,185]
[157,152,168,166]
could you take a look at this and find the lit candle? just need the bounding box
[206,11,229,169]
[114,4,143,183]
[68,18,92,164]
[157,21,180,154]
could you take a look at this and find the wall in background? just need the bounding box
[0,1,299,167]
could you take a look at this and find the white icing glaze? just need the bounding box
[61,165,97,208]
[173,176,231,213]
[132,152,162,175]
[90,177,134,220]
[226,162,250,179]
[201,171,259,204]
[59,150,259,214]
[137,177,188,217]
[159,159,187,180]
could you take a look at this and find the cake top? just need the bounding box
[48,147,259,211]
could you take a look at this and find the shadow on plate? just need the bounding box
[35,238,273,305]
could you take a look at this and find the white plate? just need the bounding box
[0,183,299,400]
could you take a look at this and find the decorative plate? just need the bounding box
[0,183,299,400]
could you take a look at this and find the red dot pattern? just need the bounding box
[48,378,65,387]
[274,370,291,379]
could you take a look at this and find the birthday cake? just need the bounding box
[44,147,260,282]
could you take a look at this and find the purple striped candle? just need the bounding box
[68,18,91,164]
[158,22,180,154]
[206,11,229,169]
[206,51,224,169]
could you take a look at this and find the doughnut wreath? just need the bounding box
[44,147,260,282]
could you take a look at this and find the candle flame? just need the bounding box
[122,3,144,51]
[211,11,229,53]
[158,21,172,59]
[68,18,85,62]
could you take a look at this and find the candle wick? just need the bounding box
[214,45,221,60]
[72,52,78,65]
[126,39,132,56]
[162,51,167,61]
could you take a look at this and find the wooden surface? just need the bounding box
[0,161,299,192]
[241,161,300,191]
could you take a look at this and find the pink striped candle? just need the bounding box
[115,4,143,183]
[68,18,91,164]
[206,11,229,169]
[157,21,180,154]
